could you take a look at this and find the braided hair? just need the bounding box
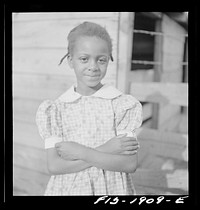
[59,21,113,65]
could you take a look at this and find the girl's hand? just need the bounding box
[98,134,140,155]
[55,141,86,160]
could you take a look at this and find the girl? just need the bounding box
[36,22,142,195]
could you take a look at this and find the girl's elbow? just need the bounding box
[47,162,60,175]
[127,164,137,173]
[126,157,138,173]
[47,164,56,175]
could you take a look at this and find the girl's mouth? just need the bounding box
[85,74,100,78]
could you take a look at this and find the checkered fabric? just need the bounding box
[36,85,142,195]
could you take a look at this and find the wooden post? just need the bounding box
[182,37,188,114]
[151,19,163,129]
[183,37,188,83]
[116,12,134,93]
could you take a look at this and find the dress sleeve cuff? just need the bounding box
[44,136,63,149]
[117,130,137,138]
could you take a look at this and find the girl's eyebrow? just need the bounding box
[77,53,109,57]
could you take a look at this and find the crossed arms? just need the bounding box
[46,134,140,175]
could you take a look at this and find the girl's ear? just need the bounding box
[67,54,73,69]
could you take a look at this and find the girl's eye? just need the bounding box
[80,57,88,63]
[98,58,108,64]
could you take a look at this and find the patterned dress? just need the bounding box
[36,84,142,195]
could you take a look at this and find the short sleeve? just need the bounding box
[113,95,143,138]
[36,100,63,149]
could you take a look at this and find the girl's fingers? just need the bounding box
[116,134,127,138]
[123,141,139,146]
[125,145,140,151]
[123,150,138,155]
[122,137,137,142]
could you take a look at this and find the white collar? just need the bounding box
[58,84,123,103]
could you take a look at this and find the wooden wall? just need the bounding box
[13,12,119,195]
[158,14,187,128]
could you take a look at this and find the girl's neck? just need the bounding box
[75,83,103,96]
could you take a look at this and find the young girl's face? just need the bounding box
[68,36,110,92]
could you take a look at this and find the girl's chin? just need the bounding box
[86,82,101,88]
[84,79,102,87]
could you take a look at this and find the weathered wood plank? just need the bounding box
[133,168,168,190]
[13,16,118,49]
[133,168,188,195]
[137,127,188,146]
[135,185,171,195]
[128,70,155,82]
[158,103,180,128]
[14,112,36,124]
[13,165,49,195]
[13,73,75,100]
[161,70,183,82]
[14,97,41,121]
[130,82,188,106]
[14,120,44,149]
[13,12,119,22]
[137,127,188,162]
[159,112,188,134]
[14,142,48,174]
[13,48,73,76]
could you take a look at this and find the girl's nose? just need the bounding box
[88,60,98,71]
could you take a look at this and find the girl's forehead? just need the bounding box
[73,36,110,54]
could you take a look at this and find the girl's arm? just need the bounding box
[46,148,91,175]
[78,146,138,173]
[47,135,139,175]
[56,137,139,174]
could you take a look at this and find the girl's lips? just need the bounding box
[84,75,100,81]
[85,74,100,77]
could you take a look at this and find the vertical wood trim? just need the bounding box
[184,38,188,83]
[151,18,163,128]
[182,37,188,114]
[116,12,134,93]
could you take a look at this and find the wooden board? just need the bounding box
[128,69,155,82]
[159,112,188,133]
[130,82,188,106]
[13,12,119,22]
[14,142,48,174]
[13,73,75,100]
[137,127,188,163]
[137,127,188,146]
[14,97,41,120]
[13,121,44,149]
[133,168,188,195]
[13,13,119,49]
[13,165,49,195]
